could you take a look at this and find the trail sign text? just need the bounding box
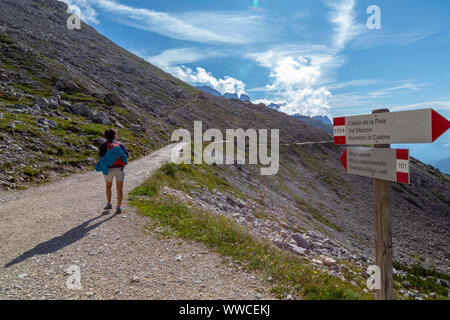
[333,108,449,145]
[340,148,410,184]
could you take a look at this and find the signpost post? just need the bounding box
[333,107,449,300]
[372,109,393,300]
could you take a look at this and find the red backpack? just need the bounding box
[106,140,126,167]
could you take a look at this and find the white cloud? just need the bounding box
[326,79,383,90]
[169,66,246,96]
[176,11,279,44]
[244,0,361,117]
[329,92,370,109]
[366,82,426,98]
[95,0,236,44]
[63,0,277,44]
[147,48,225,69]
[246,47,335,116]
[391,101,450,112]
[326,0,362,50]
[268,56,321,88]
[246,86,271,93]
[245,43,344,116]
[351,31,437,49]
[147,48,245,95]
[127,48,148,59]
[63,0,99,24]
[329,81,429,111]
[253,98,284,106]
[260,53,333,116]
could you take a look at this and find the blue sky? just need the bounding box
[64,0,450,169]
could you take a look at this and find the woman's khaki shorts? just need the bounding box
[104,167,125,182]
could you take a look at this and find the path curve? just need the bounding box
[0,144,270,300]
[167,95,198,117]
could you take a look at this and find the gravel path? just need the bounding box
[0,144,271,300]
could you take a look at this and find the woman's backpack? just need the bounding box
[106,140,126,167]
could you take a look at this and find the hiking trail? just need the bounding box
[0,143,270,299]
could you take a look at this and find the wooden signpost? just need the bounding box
[334,108,450,300]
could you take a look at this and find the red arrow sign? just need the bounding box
[432,109,450,142]
[340,149,347,171]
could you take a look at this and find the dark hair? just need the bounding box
[104,128,117,142]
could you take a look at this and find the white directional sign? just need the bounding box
[333,108,449,145]
[340,147,410,184]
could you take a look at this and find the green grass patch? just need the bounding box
[112,105,131,117]
[0,108,158,189]
[0,111,41,134]
[394,261,450,281]
[129,164,372,300]
[61,92,104,104]
[405,197,423,210]
[135,161,241,197]
[0,34,14,45]
[0,161,12,171]
[0,63,18,71]
[22,166,41,176]
[393,261,449,298]
[294,196,343,232]
[429,188,450,208]
[48,112,156,161]
[440,174,450,184]
[14,83,52,98]
[0,92,33,105]
[178,162,245,198]
[130,197,369,300]
[0,92,19,104]
[283,145,351,197]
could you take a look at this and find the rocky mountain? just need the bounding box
[267,102,281,111]
[313,115,332,125]
[195,85,221,97]
[432,157,450,175]
[0,0,448,294]
[196,85,251,102]
[267,102,333,135]
[239,94,251,102]
[292,114,333,135]
[223,92,239,100]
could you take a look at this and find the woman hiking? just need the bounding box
[96,128,129,214]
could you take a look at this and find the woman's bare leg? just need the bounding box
[106,181,113,204]
[116,181,124,208]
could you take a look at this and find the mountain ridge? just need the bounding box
[196,85,251,102]
[292,114,333,135]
